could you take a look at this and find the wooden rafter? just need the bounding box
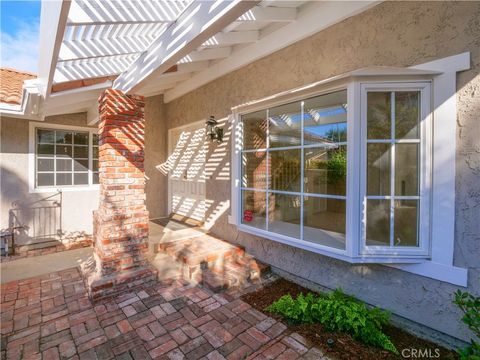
[113,0,259,94]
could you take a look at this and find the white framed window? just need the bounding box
[239,89,349,255]
[360,83,431,258]
[230,53,471,286]
[235,83,430,261]
[29,122,99,191]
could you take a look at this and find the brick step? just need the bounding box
[210,256,271,282]
[196,261,271,293]
[233,256,271,280]
[194,267,255,293]
[156,234,270,292]
[157,235,245,267]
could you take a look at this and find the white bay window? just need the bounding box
[232,72,434,263]
[231,55,471,286]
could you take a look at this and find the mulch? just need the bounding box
[241,278,459,360]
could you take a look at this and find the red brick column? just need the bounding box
[84,88,156,301]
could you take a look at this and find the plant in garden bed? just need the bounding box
[454,290,480,359]
[265,289,398,354]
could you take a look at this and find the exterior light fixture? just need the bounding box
[206,115,223,143]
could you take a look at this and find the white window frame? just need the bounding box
[229,53,470,286]
[29,121,99,193]
[234,81,432,262]
[359,82,431,258]
[239,86,349,257]
[234,83,354,263]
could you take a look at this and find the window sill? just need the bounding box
[388,262,468,287]
[237,223,426,263]
[234,221,468,287]
[30,185,100,193]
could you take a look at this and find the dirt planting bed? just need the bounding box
[241,278,458,360]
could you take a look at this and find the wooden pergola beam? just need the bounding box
[113,0,259,94]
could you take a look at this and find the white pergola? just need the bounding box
[34,0,377,123]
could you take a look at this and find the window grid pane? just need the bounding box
[241,151,268,189]
[269,102,302,148]
[268,193,301,239]
[269,149,301,192]
[394,199,419,246]
[74,132,89,145]
[305,145,347,197]
[304,90,348,144]
[365,92,420,248]
[55,131,73,144]
[37,129,55,144]
[240,90,347,250]
[242,110,267,150]
[241,190,267,230]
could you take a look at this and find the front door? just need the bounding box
[168,121,206,223]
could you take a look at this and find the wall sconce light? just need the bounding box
[206,115,223,143]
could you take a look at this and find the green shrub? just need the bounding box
[265,289,398,354]
[454,290,480,360]
[326,148,347,184]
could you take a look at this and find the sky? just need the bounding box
[1,0,41,73]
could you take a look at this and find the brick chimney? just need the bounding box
[83,89,157,301]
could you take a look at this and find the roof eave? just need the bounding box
[0,82,44,120]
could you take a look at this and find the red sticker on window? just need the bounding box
[243,210,253,222]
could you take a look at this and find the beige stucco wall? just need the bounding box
[163,1,480,342]
[144,94,168,219]
[0,97,170,245]
[0,113,99,245]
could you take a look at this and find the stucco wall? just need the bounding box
[144,94,168,219]
[0,97,170,245]
[163,1,480,342]
[0,113,99,245]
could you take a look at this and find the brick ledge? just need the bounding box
[81,253,157,302]
[1,238,92,263]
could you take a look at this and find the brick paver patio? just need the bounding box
[0,268,329,360]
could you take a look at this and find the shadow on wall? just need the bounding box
[155,117,232,234]
[157,126,207,222]
[1,166,65,249]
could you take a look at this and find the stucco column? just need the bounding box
[83,88,157,301]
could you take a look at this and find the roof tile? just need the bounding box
[0,68,37,105]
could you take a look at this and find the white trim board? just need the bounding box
[410,52,470,267]
[38,0,71,99]
[229,53,470,287]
